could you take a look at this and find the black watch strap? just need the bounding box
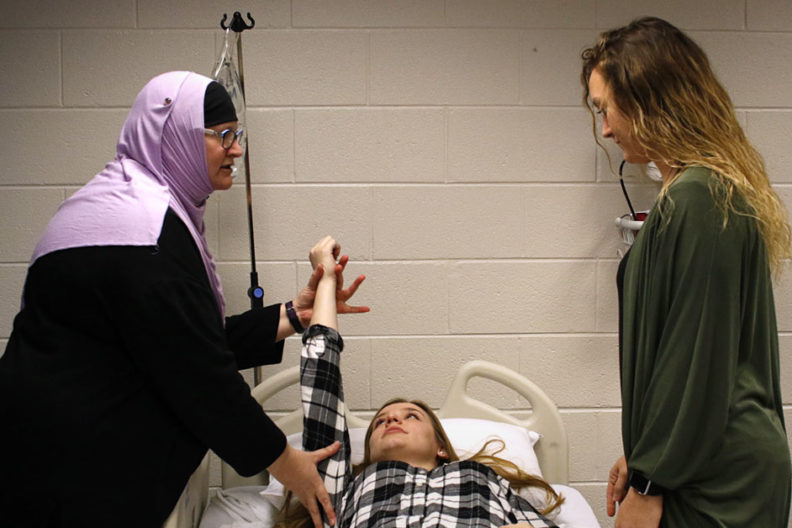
[628,470,664,496]
[285,300,305,334]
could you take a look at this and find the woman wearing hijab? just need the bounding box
[0,71,366,528]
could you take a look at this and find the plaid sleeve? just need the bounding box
[300,324,352,523]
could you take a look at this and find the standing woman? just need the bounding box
[0,71,366,528]
[581,18,792,527]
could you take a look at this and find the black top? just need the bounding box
[616,247,629,384]
[0,209,287,527]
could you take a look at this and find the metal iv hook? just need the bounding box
[220,11,255,32]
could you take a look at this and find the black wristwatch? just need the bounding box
[628,470,664,496]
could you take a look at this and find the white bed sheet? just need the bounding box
[547,485,600,527]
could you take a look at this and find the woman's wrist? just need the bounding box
[297,306,311,329]
[284,300,304,334]
[311,275,338,329]
[316,276,337,303]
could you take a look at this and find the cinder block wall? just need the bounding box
[2,2,791,526]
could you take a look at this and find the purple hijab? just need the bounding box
[31,71,226,317]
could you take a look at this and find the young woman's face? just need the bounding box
[368,402,444,471]
[588,68,651,165]
[204,121,243,191]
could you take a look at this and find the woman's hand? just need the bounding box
[608,455,663,528]
[267,442,341,528]
[329,254,369,314]
[614,488,662,528]
[293,241,369,326]
[607,455,628,517]
[309,235,340,273]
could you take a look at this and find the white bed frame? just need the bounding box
[163,359,568,528]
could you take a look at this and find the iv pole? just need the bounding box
[216,12,266,384]
[220,12,263,309]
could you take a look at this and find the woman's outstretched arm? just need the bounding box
[300,236,360,527]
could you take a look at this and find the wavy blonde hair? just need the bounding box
[276,398,563,528]
[581,16,791,274]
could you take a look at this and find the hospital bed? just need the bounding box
[164,360,599,527]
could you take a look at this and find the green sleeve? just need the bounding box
[621,168,755,489]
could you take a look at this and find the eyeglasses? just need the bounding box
[204,127,244,150]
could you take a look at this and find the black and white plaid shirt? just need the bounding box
[300,325,558,528]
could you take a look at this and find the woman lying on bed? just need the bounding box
[285,236,564,528]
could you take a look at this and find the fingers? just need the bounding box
[317,485,336,527]
[312,440,341,462]
[306,500,324,528]
[614,477,627,502]
[319,238,340,271]
[607,460,618,516]
[334,255,349,282]
[613,458,628,501]
[607,481,616,517]
[336,274,369,313]
[337,275,369,313]
[310,236,339,270]
[311,241,369,311]
[317,235,340,261]
[306,442,340,527]
[339,304,371,314]
[275,444,339,528]
[318,236,339,256]
[341,274,366,298]
[307,264,324,290]
[607,456,627,517]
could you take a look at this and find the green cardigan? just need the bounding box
[621,167,791,526]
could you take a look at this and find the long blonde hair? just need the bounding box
[277,398,563,528]
[581,16,791,273]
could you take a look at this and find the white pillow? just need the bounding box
[287,417,542,477]
[440,418,542,478]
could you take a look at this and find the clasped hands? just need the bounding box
[293,235,369,327]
